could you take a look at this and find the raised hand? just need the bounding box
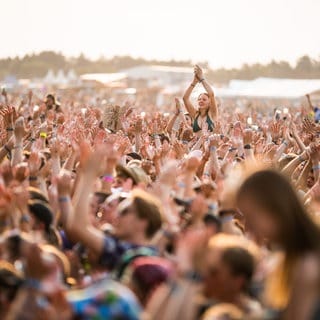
[14,116,27,140]
[194,64,204,81]
[56,170,73,196]
[243,128,253,145]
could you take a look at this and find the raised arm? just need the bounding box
[182,73,198,119]
[306,94,314,112]
[195,65,218,119]
[66,143,105,255]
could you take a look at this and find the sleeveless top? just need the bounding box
[192,113,214,133]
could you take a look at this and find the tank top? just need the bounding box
[192,113,214,133]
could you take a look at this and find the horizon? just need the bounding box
[0,50,318,71]
[1,0,320,69]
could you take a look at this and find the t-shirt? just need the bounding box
[314,107,320,122]
[66,277,141,320]
[99,235,158,279]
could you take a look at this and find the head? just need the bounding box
[307,168,315,189]
[237,170,320,254]
[203,234,257,302]
[123,256,172,306]
[28,200,53,234]
[114,189,163,242]
[197,93,210,113]
[0,261,24,318]
[45,94,55,108]
[115,165,150,190]
[89,192,109,226]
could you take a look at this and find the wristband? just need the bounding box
[203,172,210,177]
[312,165,320,171]
[190,84,196,87]
[178,181,186,188]
[200,78,205,82]
[102,174,114,183]
[244,144,251,150]
[24,278,42,291]
[40,132,47,138]
[181,271,202,283]
[6,127,14,132]
[210,146,216,152]
[29,176,38,181]
[58,196,69,203]
[282,140,288,147]
[298,155,305,162]
[221,215,234,224]
[20,214,30,223]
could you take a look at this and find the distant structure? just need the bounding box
[121,65,195,87]
[43,69,78,86]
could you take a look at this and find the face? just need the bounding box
[203,248,241,300]
[46,97,54,107]
[89,194,100,224]
[98,199,119,225]
[197,94,210,111]
[307,170,315,188]
[185,114,192,126]
[238,195,279,241]
[114,201,146,241]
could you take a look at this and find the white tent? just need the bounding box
[202,78,320,99]
[43,69,56,85]
[80,73,127,86]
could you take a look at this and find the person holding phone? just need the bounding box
[183,65,218,134]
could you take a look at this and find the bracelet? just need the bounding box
[40,132,47,138]
[203,172,210,177]
[29,138,36,142]
[102,174,114,183]
[24,278,42,291]
[312,165,320,171]
[298,155,305,162]
[221,215,234,224]
[29,176,38,181]
[200,78,205,82]
[190,84,196,87]
[6,127,14,132]
[178,181,186,188]
[181,271,202,283]
[210,146,216,152]
[244,144,251,150]
[282,141,288,147]
[20,214,30,223]
[58,196,69,203]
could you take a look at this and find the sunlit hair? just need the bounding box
[201,303,244,320]
[208,234,259,293]
[127,189,163,239]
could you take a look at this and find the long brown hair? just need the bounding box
[237,169,320,308]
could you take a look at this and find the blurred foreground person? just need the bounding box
[237,170,320,320]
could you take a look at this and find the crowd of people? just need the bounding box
[0,65,320,320]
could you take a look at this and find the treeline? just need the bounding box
[0,51,320,82]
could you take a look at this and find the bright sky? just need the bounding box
[1,0,319,68]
